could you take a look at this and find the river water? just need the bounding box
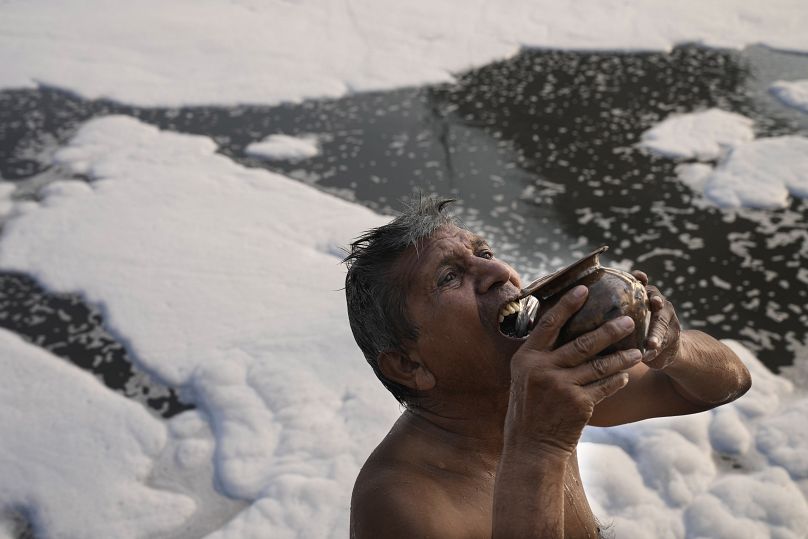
[1,44,807,422]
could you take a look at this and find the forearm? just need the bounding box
[492,444,567,539]
[490,290,638,537]
[662,330,751,407]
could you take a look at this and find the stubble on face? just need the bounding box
[395,225,524,398]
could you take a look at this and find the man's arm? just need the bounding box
[658,330,751,405]
[590,274,752,427]
[493,445,567,538]
[493,285,640,538]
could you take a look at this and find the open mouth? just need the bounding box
[498,295,540,338]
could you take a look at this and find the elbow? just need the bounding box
[723,345,752,404]
[706,342,753,407]
[736,362,752,399]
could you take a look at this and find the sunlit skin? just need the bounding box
[350,225,751,539]
[394,227,524,403]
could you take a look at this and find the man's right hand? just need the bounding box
[505,284,642,458]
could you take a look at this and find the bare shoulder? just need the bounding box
[350,454,460,539]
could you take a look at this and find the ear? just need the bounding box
[377,350,436,392]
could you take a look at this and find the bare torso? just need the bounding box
[347,225,751,538]
[351,411,600,539]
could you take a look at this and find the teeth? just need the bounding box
[498,300,522,321]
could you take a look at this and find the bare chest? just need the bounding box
[443,468,600,539]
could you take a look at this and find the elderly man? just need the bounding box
[343,197,751,538]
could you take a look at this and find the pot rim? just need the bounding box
[519,245,609,300]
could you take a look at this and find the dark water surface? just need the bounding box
[2,44,808,415]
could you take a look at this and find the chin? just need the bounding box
[492,334,524,362]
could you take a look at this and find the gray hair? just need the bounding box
[343,196,459,404]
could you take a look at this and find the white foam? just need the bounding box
[639,109,755,161]
[578,443,683,539]
[756,399,808,479]
[245,134,320,162]
[770,79,808,114]
[0,116,399,537]
[674,162,713,192]
[685,468,808,539]
[3,1,808,535]
[2,117,807,537]
[155,410,249,537]
[704,136,808,208]
[2,1,808,106]
[709,407,751,455]
[581,340,808,538]
[0,519,15,539]
[0,183,14,218]
[0,328,196,538]
[642,109,808,208]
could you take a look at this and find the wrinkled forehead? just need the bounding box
[393,224,483,287]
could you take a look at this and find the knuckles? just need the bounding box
[597,375,624,398]
[590,356,609,377]
[538,311,560,330]
[653,315,670,333]
[620,350,639,366]
[572,333,595,356]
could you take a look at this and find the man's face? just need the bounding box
[398,225,525,396]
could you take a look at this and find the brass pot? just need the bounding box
[518,246,649,353]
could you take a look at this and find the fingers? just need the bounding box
[572,348,642,385]
[643,284,683,365]
[631,270,649,286]
[646,311,669,352]
[639,281,675,363]
[644,286,670,350]
[523,285,588,352]
[584,372,631,404]
[553,315,636,367]
[646,284,665,311]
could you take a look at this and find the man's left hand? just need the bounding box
[632,270,681,370]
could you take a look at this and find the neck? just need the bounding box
[404,390,510,461]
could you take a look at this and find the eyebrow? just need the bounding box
[431,234,491,273]
[470,235,489,250]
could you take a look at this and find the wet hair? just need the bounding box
[343,195,459,405]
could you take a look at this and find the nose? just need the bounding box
[474,256,518,294]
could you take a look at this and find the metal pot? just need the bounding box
[517,246,649,353]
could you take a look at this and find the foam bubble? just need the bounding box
[245,134,320,162]
[2,1,808,107]
[770,79,808,114]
